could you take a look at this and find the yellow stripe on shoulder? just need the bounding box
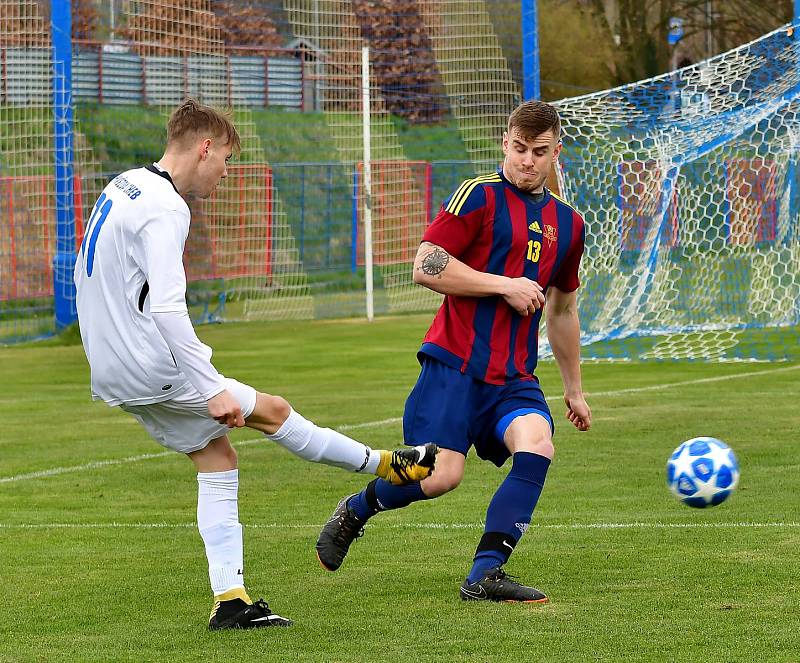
[445,178,478,214]
[446,172,502,215]
[445,173,500,214]
[549,191,580,214]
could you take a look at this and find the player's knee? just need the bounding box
[222,444,238,466]
[191,436,238,472]
[423,466,463,497]
[213,437,238,467]
[530,437,554,460]
[511,434,554,460]
[254,392,291,426]
[267,394,292,423]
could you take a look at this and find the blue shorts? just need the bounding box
[403,356,554,467]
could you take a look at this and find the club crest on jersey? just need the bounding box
[544,224,557,242]
[528,220,542,233]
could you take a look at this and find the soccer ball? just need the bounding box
[666,437,739,508]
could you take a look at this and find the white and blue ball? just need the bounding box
[666,437,739,508]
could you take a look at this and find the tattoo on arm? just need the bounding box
[420,247,451,277]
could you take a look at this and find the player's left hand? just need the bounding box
[564,393,591,431]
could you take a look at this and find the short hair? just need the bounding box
[166,98,241,154]
[507,100,561,141]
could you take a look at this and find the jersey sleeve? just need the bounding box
[550,211,585,292]
[139,210,225,399]
[139,210,191,313]
[151,310,225,400]
[422,180,488,258]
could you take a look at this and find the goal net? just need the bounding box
[1,1,798,361]
[551,24,800,360]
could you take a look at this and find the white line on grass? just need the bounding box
[0,521,797,531]
[0,438,263,485]
[581,363,800,399]
[339,363,800,431]
[3,363,798,484]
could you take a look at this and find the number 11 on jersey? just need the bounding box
[81,192,114,277]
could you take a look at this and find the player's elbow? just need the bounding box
[412,242,450,288]
[413,270,444,295]
[412,258,437,287]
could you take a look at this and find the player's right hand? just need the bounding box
[208,390,245,428]
[564,393,592,431]
[501,277,545,316]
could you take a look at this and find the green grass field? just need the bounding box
[1,315,799,662]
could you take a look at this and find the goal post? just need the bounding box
[51,0,77,330]
[361,45,374,321]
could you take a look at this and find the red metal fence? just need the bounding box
[1,165,273,301]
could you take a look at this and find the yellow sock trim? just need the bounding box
[214,587,252,604]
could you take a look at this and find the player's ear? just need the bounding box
[552,141,562,161]
[200,138,212,160]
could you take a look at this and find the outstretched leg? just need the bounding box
[245,392,436,484]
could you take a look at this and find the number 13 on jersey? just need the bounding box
[526,239,541,263]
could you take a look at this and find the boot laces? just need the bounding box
[489,566,519,584]
[332,510,364,546]
[253,598,273,615]
[391,448,418,473]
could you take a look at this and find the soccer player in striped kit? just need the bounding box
[73,99,437,629]
[316,100,592,602]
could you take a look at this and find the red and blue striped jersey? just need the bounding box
[419,169,585,385]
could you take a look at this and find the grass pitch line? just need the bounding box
[0,521,798,531]
[581,363,800,400]
[338,363,800,431]
[0,438,263,485]
[0,450,176,484]
[2,363,797,484]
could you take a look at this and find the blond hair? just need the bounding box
[166,98,241,154]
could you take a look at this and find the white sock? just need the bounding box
[265,408,380,473]
[197,469,245,596]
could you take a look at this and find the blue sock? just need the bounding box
[348,479,428,522]
[467,451,550,584]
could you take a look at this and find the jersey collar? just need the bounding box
[145,163,180,196]
[496,168,551,209]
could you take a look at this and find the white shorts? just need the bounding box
[120,378,258,454]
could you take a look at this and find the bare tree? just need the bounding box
[212,1,282,50]
[675,0,791,54]
[587,0,792,84]
[352,0,447,123]
[72,0,100,41]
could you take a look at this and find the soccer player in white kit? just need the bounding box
[73,99,437,630]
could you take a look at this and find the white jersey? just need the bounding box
[74,165,223,406]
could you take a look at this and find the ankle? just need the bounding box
[467,554,505,584]
[214,586,252,604]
